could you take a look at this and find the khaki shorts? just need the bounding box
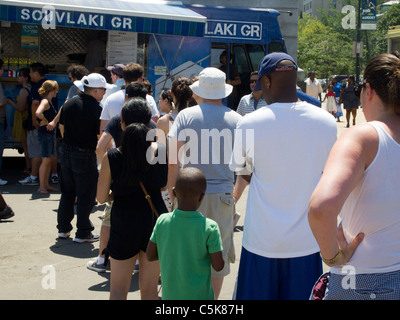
[101,202,112,227]
[27,129,42,158]
[173,192,236,277]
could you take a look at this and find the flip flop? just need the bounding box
[38,188,49,194]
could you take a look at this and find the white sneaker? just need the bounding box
[0,178,8,186]
[87,259,107,273]
[73,233,99,243]
[58,232,71,239]
[18,176,39,185]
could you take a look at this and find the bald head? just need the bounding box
[174,167,207,200]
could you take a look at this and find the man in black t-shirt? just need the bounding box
[57,73,111,243]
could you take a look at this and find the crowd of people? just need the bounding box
[0,50,399,301]
[304,71,362,127]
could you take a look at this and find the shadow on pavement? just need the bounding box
[50,238,99,259]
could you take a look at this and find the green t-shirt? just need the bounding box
[150,208,223,300]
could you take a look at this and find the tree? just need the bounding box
[374,3,400,54]
[298,13,354,79]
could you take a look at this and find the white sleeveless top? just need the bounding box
[331,122,400,274]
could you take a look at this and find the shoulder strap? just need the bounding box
[140,181,159,218]
[167,112,174,122]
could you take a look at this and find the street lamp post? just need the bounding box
[356,0,361,84]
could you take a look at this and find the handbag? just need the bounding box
[311,272,329,300]
[140,181,159,218]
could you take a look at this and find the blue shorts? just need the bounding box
[234,247,322,300]
[38,132,55,158]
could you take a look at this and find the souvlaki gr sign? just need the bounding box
[18,7,133,30]
[205,19,262,41]
[1,5,203,36]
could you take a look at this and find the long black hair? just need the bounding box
[119,123,151,186]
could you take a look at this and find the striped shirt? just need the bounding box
[236,93,267,116]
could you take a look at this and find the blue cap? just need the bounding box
[254,52,297,91]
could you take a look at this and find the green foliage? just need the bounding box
[298,2,400,80]
[298,13,353,79]
[374,3,400,54]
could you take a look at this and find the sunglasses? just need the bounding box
[250,79,258,83]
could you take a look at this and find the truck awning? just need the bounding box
[0,0,206,37]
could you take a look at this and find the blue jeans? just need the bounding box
[57,144,98,238]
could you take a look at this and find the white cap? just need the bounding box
[190,67,233,100]
[74,73,114,91]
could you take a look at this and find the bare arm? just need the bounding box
[210,251,224,271]
[47,106,62,131]
[99,119,109,135]
[155,115,169,146]
[146,240,158,262]
[8,88,28,112]
[308,125,376,265]
[233,175,250,203]
[35,99,50,126]
[96,154,113,204]
[166,137,184,202]
[96,131,114,164]
[31,100,40,129]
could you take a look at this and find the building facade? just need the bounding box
[299,0,343,19]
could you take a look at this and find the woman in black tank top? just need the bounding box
[36,80,58,194]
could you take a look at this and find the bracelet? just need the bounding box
[321,251,342,266]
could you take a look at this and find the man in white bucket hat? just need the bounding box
[56,73,111,243]
[167,67,242,299]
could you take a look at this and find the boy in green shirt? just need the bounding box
[146,167,224,300]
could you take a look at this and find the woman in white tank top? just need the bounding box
[308,52,400,300]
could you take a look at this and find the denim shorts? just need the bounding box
[38,132,55,158]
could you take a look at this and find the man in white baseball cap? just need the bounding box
[167,67,242,299]
[74,73,113,101]
[56,73,110,243]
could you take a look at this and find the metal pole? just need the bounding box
[356,0,361,84]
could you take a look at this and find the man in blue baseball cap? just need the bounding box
[254,52,321,107]
[230,52,337,300]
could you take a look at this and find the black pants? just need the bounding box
[57,144,98,238]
